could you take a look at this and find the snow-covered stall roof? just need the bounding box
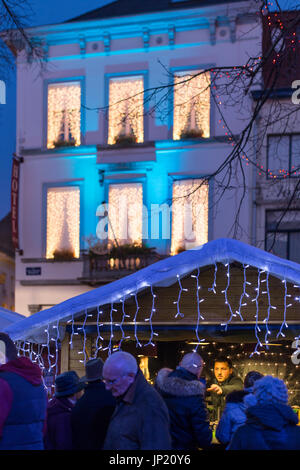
[0,308,25,330]
[4,238,300,343]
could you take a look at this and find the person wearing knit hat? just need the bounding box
[44,371,84,450]
[228,375,300,450]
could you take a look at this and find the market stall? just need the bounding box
[4,238,300,408]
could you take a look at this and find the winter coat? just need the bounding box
[0,357,47,450]
[209,373,243,421]
[44,397,74,450]
[155,367,212,450]
[228,402,300,450]
[71,380,116,450]
[216,390,248,445]
[103,369,171,450]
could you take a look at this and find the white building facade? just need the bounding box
[13,0,262,315]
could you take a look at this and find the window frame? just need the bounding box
[265,208,300,262]
[44,76,86,150]
[42,181,84,259]
[169,64,214,141]
[266,133,300,179]
[105,71,148,145]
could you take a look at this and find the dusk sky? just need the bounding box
[0,0,298,220]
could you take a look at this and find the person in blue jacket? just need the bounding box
[216,370,263,446]
[228,375,300,450]
[0,332,47,450]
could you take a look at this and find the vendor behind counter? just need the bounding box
[207,356,243,422]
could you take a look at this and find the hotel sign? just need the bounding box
[11,157,20,250]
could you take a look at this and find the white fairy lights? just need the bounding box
[173,70,210,140]
[171,179,209,256]
[108,183,143,247]
[191,268,206,351]
[46,186,80,259]
[47,82,81,149]
[108,76,144,145]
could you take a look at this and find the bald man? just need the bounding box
[102,351,171,450]
[155,352,212,450]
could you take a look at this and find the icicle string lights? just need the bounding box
[118,298,131,350]
[145,285,158,347]
[221,263,236,331]
[208,262,217,293]
[94,306,104,358]
[133,292,142,348]
[174,274,187,318]
[277,279,291,339]
[237,264,250,321]
[191,268,205,351]
[250,268,262,357]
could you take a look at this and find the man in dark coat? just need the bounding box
[207,355,243,421]
[102,351,171,450]
[0,332,47,450]
[155,352,212,450]
[71,358,116,450]
[44,370,84,450]
[228,375,300,450]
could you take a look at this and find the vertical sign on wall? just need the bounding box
[11,157,20,250]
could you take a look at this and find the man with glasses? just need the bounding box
[102,351,171,450]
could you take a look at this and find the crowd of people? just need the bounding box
[0,331,300,451]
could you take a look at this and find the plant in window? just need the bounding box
[53,137,76,148]
[52,249,75,261]
[180,128,204,140]
[108,243,156,258]
[113,109,137,146]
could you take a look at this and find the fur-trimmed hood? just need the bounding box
[155,367,205,397]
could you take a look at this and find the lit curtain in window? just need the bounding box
[46,187,80,258]
[47,82,81,149]
[171,179,209,255]
[173,71,210,140]
[108,76,144,145]
[108,183,143,246]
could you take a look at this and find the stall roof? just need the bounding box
[0,308,25,330]
[4,238,300,343]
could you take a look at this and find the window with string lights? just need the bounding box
[47,81,81,149]
[46,186,80,260]
[265,210,300,264]
[173,70,210,141]
[267,134,300,179]
[107,75,144,145]
[108,183,143,247]
[171,179,209,255]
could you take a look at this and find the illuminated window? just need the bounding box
[171,179,209,255]
[108,183,143,245]
[46,186,80,259]
[173,70,210,140]
[47,81,81,149]
[108,76,144,145]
